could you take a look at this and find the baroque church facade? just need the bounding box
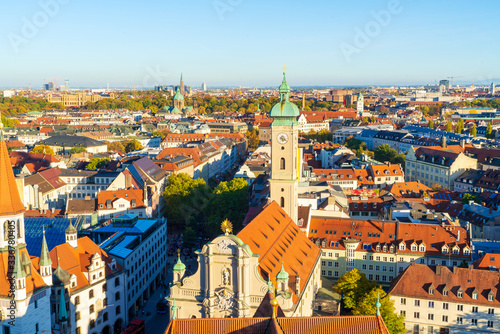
[168,73,322,319]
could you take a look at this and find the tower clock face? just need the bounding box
[277,133,289,144]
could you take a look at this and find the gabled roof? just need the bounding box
[389,264,500,307]
[0,139,25,215]
[237,201,321,304]
[164,315,390,334]
[473,253,500,270]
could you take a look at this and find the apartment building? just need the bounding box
[405,141,477,189]
[307,218,471,283]
[389,264,500,334]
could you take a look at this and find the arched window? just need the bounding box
[17,219,22,238]
[89,289,94,299]
[280,158,286,170]
[280,197,285,208]
[89,304,94,314]
[75,296,80,305]
[4,221,9,241]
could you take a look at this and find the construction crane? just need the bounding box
[447,76,463,89]
[52,77,64,90]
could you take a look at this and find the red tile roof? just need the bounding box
[389,264,500,307]
[0,140,25,215]
[237,201,321,304]
[473,253,500,270]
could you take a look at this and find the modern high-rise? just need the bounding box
[201,82,207,92]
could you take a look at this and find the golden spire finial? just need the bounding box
[283,65,287,73]
[221,219,233,235]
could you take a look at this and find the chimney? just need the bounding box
[436,266,441,275]
[453,266,458,274]
[460,139,465,148]
[51,207,55,214]
[468,264,474,270]
[382,221,385,233]
[457,230,460,242]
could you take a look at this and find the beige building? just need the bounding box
[389,263,500,334]
[208,122,248,134]
[405,140,477,189]
[47,92,114,107]
[168,201,322,319]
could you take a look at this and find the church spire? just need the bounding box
[13,245,26,279]
[0,109,4,141]
[39,228,52,267]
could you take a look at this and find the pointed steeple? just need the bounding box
[180,73,183,83]
[12,245,26,279]
[375,293,381,316]
[39,228,52,267]
[59,286,68,321]
[0,109,25,217]
[276,264,289,281]
[278,71,291,101]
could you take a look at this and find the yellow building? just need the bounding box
[48,92,115,107]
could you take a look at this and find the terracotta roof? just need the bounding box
[308,218,471,258]
[382,181,430,198]
[237,201,321,304]
[389,263,500,307]
[97,189,145,209]
[473,253,500,270]
[165,315,390,334]
[0,140,25,215]
[49,237,123,292]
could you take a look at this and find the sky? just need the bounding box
[0,0,499,89]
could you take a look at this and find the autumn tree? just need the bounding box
[486,122,493,138]
[428,119,434,129]
[31,145,54,155]
[107,141,126,152]
[446,122,453,133]
[245,129,259,149]
[124,139,143,153]
[470,124,477,137]
[86,157,110,170]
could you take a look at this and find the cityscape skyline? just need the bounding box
[1,0,499,88]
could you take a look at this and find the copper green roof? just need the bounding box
[173,255,186,272]
[276,264,289,281]
[65,221,77,234]
[12,246,26,279]
[173,87,184,101]
[270,72,299,118]
[59,287,68,320]
[39,230,52,267]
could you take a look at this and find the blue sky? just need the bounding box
[1,0,499,88]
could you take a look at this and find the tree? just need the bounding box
[334,269,376,310]
[86,157,110,170]
[182,226,198,249]
[31,145,54,155]
[70,147,87,154]
[107,141,125,152]
[446,122,453,133]
[352,287,405,334]
[346,138,364,150]
[428,119,434,129]
[374,144,398,163]
[462,192,480,204]
[152,130,168,140]
[470,124,477,137]
[430,183,442,191]
[1,114,19,127]
[164,173,209,229]
[206,178,249,237]
[245,129,259,149]
[124,139,143,153]
[486,122,493,138]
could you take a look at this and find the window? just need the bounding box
[414,299,420,307]
[36,323,39,332]
[412,324,419,334]
[76,328,81,334]
[428,313,434,320]
[400,298,406,305]
[400,310,406,316]
[115,277,120,286]
[428,301,434,308]
[102,283,107,292]
[443,303,448,310]
[472,292,478,300]
[427,326,433,334]
[488,308,494,315]
[75,311,80,320]
[90,320,95,329]
[488,321,494,328]
[75,296,80,305]
[280,197,285,208]
[414,312,420,319]
[456,316,462,324]
[457,304,463,311]
[471,319,477,326]
[89,289,94,299]
[89,305,94,314]
[471,306,478,313]
[362,264,367,270]
[280,158,285,170]
[442,315,448,322]
[116,306,121,315]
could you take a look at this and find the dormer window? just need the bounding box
[464,248,470,255]
[452,247,459,255]
[442,246,449,254]
[443,287,449,296]
[488,292,495,302]
[383,245,387,252]
[457,287,463,298]
[411,244,417,252]
[429,287,434,295]
[472,290,478,300]
[376,244,381,252]
[399,243,406,251]
[390,245,395,253]
[419,245,426,252]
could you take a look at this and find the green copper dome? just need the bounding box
[173,87,184,101]
[276,264,289,281]
[173,255,186,272]
[270,72,299,118]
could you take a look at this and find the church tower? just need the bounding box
[173,87,185,111]
[180,73,185,95]
[269,72,299,223]
[357,92,364,113]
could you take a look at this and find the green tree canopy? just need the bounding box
[446,122,453,133]
[31,144,54,155]
[486,122,493,138]
[70,147,87,154]
[470,124,477,137]
[373,144,405,165]
[86,157,110,170]
[428,119,434,129]
[124,139,143,153]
